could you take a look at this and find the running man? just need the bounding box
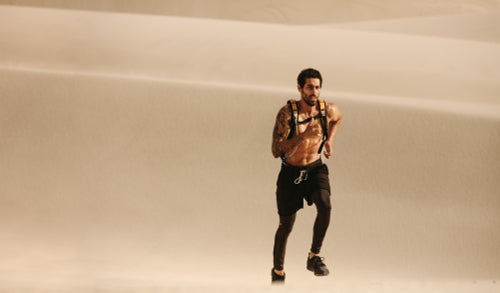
[271,68,342,283]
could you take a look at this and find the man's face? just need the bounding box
[298,78,321,107]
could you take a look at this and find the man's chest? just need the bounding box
[297,115,323,134]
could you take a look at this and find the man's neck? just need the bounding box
[299,99,317,116]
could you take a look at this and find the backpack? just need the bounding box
[286,99,328,154]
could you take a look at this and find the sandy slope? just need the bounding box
[1,5,499,107]
[1,4,499,292]
[2,0,500,24]
[1,68,499,292]
[330,12,500,43]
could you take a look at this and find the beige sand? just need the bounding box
[2,0,500,24]
[0,2,499,292]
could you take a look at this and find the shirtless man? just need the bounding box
[271,68,342,283]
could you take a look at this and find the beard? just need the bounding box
[305,96,317,106]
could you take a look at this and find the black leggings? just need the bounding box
[273,188,331,271]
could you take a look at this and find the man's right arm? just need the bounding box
[271,106,305,158]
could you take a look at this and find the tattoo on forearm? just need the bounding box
[273,111,287,139]
[272,109,287,157]
[272,107,303,157]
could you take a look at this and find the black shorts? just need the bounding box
[276,159,331,216]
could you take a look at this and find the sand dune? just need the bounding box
[1,3,499,292]
[2,0,500,24]
[2,68,499,292]
[1,5,499,107]
[331,12,500,43]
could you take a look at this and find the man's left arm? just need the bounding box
[323,103,342,159]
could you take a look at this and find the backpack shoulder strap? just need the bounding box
[287,99,298,139]
[281,99,299,163]
[317,99,329,154]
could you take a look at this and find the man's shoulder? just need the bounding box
[277,102,292,116]
[324,101,342,120]
[320,98,335,106]
[324,100,339,110]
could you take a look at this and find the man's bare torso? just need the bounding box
[285,107,324,166]
[272,101,337,167]
[272,77,342,166]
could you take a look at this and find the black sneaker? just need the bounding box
[271,268,285,284]
[307,255,330,276]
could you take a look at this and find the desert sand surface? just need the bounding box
[2,0,500,24]
[1,2,499,292]
[331,12,500,43]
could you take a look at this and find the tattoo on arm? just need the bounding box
[272,106,303,158]
[272,108,288,157]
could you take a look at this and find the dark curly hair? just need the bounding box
[297,68,322,88]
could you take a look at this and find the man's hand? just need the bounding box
[323,141,333,159]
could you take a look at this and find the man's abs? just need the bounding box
[284,138,323,167]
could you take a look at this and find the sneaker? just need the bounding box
[306,255,330,276]
[271,268,285,284]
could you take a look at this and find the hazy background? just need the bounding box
[1,1,499,292]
